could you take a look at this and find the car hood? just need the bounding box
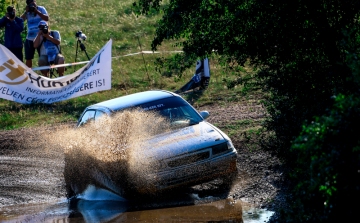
[144,121,228,159]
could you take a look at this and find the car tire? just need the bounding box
[64,157,76,199]
[220,171,238,191]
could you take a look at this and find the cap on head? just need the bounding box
[26,0,33,4]
[7,6,14,13]
[38,20,48,27]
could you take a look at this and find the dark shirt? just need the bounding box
[0,16,24,48]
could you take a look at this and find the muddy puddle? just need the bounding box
[0,111,274,222]
[0,197,273,223]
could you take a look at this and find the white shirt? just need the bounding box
[24,6,48,41]
[39,30,61,56]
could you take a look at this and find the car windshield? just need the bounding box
[137,97,203,125]
[78,96,204,127]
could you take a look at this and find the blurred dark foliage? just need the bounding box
[133,0,360,221]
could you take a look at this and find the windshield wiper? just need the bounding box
[188,120,200,126]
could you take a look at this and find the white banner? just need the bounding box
[0,39,112,104]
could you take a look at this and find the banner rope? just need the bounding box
[32,50,183,71]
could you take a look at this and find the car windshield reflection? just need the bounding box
[139,97,203,126]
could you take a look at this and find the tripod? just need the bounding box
[74,39,90,71]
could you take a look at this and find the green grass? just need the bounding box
[0,0,260,130]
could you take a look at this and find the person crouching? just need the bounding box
[33,20,64,77]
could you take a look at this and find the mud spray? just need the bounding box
[42,110,172,198]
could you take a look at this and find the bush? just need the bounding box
[279,94,360,222]
[276,37,360,221]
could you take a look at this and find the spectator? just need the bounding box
[33,20,64,77]
[21,0,48,68]
[0,6,24,61]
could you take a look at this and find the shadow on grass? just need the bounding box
[181,90,206,105]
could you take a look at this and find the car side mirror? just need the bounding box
[199,111,210,120]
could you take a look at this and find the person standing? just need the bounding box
[0,6,24,61]
[33,20,65,77]
[21,0,48,68]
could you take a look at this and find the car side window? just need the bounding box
[180,107,191,118]
[169,108,184,120]
[78,110,96,126]
[95,110,106,120]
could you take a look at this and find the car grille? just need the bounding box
[165,143,229,168]
[167,150,210,168]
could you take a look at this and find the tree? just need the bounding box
[134,0,360,221]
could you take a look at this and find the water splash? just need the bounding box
[45,110,172,197]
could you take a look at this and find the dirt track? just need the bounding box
[0,126,66,207]
[0,103,285,214]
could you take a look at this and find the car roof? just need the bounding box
[86,90,178,112]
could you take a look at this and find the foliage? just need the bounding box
[288,93,360,222]
[134,0,360,221]
[0,0,7,12]
[154,53,197,78]
[283,32,360,222]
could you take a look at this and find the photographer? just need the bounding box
[21,0,48,68]
[33,20,64,77]
[0,6,24,61]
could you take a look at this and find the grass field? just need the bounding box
[0,0,258,130]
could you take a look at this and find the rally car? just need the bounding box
[64,90,238,200]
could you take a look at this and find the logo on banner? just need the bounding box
[0,59,28,85]
[0,39,112,104]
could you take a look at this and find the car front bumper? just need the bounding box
[137,150,238,194]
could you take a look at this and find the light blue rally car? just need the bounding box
[64,90,238,200]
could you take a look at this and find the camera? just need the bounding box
[7,6,15,19]
[26,0,36,12]
[74,30,90,63]
[39,24,48,34]
[75,31,87,41]
[8,11,15,19]
[28,3,36,12]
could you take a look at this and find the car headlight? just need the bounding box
[149,160,167,170]
[227,140,235,150]
[212,141,234,155]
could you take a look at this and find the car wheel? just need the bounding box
[65,182,75,199]
[64,158,76,199]
[220,172,238,191]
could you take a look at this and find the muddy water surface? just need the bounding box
[0,198,273,223]
[0,198,243,222]
[0,111,274,222]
